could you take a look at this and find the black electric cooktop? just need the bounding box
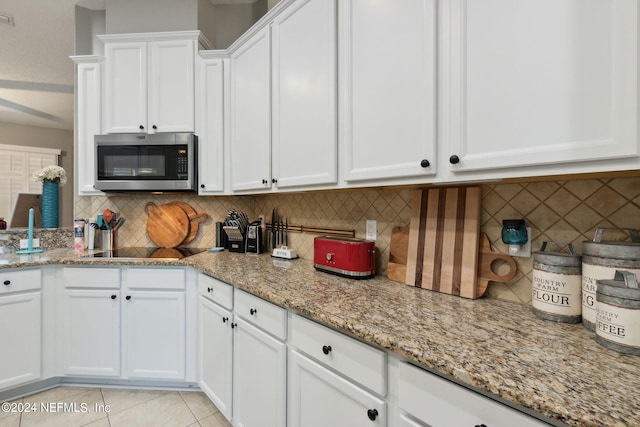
[87,247,207,260]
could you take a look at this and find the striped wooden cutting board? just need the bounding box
[405,186,482,298]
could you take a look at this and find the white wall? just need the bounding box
[0,123,74,227]
[105,0,198,34]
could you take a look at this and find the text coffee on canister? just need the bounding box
[582,228,640,331]
[596,270,640,355]
[532,242,582,323]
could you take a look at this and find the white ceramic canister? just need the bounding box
[532,242,582,323]
[596,270,640,355]
[582,228,640,331]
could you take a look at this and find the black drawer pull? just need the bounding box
[222,317,229,323]
[111,295,117,300]
[231,322,237,329]
[126,295,131,300]
[250,308,257,315]
[207,287,213,293]
[322,345,332,355]
[3,280,10,286]
[367,409,378,421]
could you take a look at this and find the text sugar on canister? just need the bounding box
[532,242,582,323]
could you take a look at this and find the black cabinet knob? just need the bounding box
[474,424,488,427]
[272,178,277,184]
[250,308,257,315]
[139,125,144,130]
[420,159,430,168]
[262,179,268,184]
[449,154,460,164]
[207,287,213,293]
[126,295,131,300]
[231,322,237,329]
[152,125,157,130]
[322,345,332,355]
[367,409,378,421]
[200,184,205,189]
[111,295,117,300]
[222,317,228,323]
[3,280,10,286]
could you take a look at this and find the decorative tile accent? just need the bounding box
[74,175,640,305]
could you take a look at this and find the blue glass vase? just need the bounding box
[41,181,59,228]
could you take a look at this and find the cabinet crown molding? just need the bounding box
[97,30,201,44]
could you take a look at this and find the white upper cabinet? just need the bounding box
[196,54,226,194]
[441,0,639,177]
[101,32,197,134]
[271,0,337,189]
[72,56,103,196]
[339,0,437,183]
[229,27,272,192]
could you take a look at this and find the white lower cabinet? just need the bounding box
[288,313,386,427]
[0,268,42,391]
[59,266,187,381]
[198,276,233,420]
[289,349,386,427]
[232,289,287,427]
[61,289,120,376]
[123,290,186,379]
[396,361,547,427]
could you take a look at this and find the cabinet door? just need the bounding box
[61,289,120,377]
[229,27,272,192]
[104,42,147,133]
[398,362,546,427]
[444,0,638,173]
[74,57,103,195]
[197,56,225,194]
[148,39,195,133]
[198,296,233,421]
[123,290,186,380]
[233,317,286,427]
[339,0,437,182]
[271,0,337,189]
[0,292,41,390]
[288,350,386,427]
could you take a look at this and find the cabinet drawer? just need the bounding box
[0,268,41,294]
[63,267,120,289]
[398,362,547,427]
[234,289,287,340]
[290,314,386,397]
[198,273,233,309]
[125,267,185,290]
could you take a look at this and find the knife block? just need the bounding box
[223,226,245,253]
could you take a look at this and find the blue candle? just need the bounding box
[27,207,34,251]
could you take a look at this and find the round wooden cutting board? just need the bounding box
[145,202,190,248]
[167,201,208,247]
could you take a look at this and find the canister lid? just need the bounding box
[533,241,581,266]
[582,228,640,259]
[597,270,640,299]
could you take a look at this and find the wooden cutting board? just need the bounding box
[145,202,190,248]
[167,201,208,247]
[405,186,482,298]
[388,227,518,298]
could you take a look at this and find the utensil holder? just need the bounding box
[100,229,118,252]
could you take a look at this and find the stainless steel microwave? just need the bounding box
[94,133,197,192]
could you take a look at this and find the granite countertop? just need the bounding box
[2,249,639,427]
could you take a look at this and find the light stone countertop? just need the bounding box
[1,248,638,427]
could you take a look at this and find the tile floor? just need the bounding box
[0,386,231,427]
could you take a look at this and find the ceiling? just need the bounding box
[0,0,260,132]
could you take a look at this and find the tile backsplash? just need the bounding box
[75,176,640,305]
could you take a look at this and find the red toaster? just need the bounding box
[314,236,375,278]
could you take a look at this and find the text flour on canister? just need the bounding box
[582,228,640,331]
[532,242,582,323]
[596,270,640,355]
